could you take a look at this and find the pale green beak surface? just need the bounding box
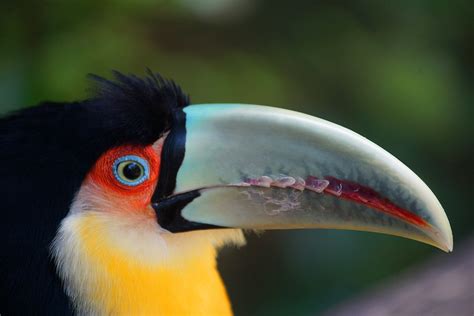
[157,104,453,252]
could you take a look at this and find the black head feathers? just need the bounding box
[87,70,189,144]
[0,70,190,168]
[0,69,190,213]
[0,70,189,314]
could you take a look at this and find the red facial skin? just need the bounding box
[87,144,161,216]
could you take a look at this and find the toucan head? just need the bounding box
[1,70,452,314]
[52,71,452,250]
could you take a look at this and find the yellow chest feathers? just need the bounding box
[51,212,245,315]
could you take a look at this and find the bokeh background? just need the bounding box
[1,1,472,315]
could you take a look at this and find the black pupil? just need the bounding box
[123,162,142,181]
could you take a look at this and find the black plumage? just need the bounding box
[0,71,189,315]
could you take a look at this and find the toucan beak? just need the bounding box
[152,104,453,252]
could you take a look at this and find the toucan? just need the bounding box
[0,71,452,315]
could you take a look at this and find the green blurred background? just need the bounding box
[1,0,472,315]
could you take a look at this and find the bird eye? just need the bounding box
[113,155,150,186]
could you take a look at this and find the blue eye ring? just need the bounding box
[112,155,150,186]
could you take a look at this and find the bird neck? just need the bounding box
[52,212,244,315]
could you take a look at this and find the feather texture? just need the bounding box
[0,71,189,314]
